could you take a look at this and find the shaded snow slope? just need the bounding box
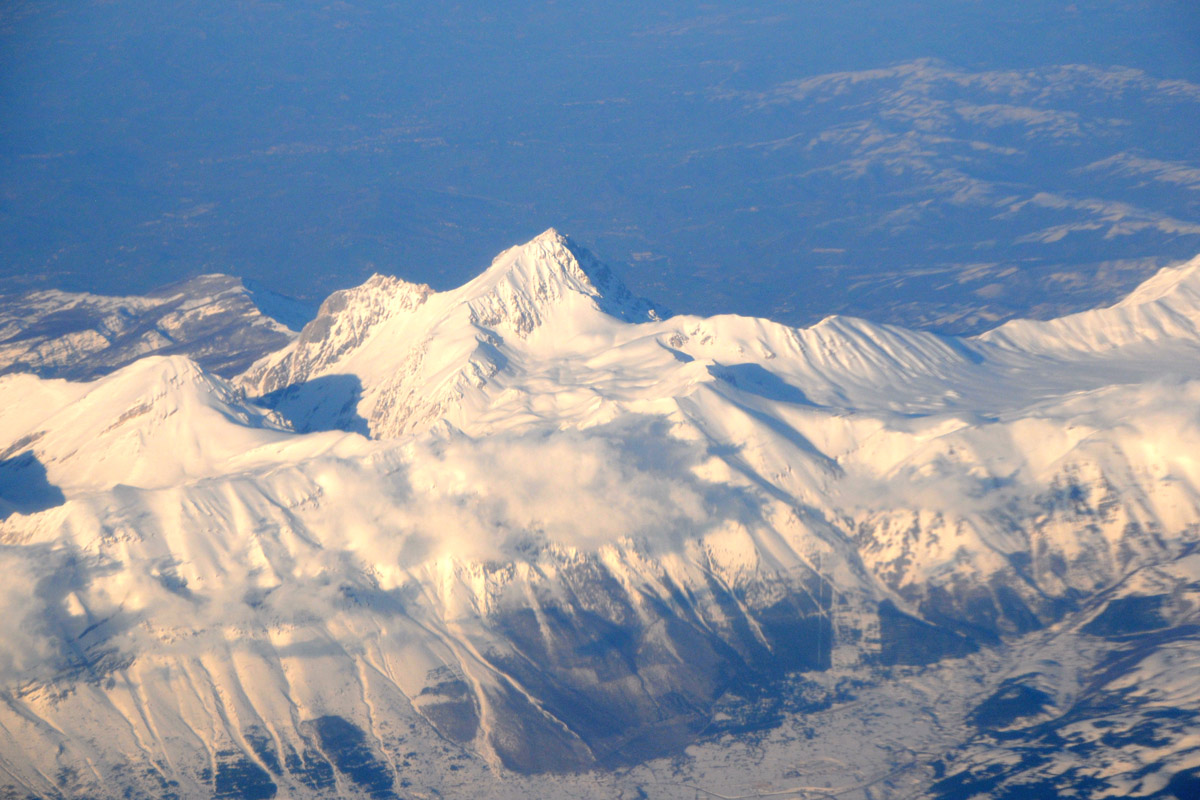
[3,233,1200,797]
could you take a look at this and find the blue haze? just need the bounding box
[2,1,1200,330]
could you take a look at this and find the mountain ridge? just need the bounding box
[2,233,1200,797]
[0,273,315,381]
[978,252,1200,354]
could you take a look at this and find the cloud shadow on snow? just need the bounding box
[0,451,65,520]
[0,542,134,686]
[257,373,370,435]
[708,362,811,405]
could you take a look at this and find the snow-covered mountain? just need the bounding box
[2,231,1199,798]
[0,274,313,381]
[238,231,665,438]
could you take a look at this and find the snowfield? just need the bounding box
[1,230,1199,798]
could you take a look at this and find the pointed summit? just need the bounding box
[472,227,598,295]
[529,226,568,245]
[462,228,664,331]
[238,230,667,438]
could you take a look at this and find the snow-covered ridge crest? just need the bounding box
[242,272,434,395]
[239,232,1200,441]
[978,252,1200,353]
[6,238,1200,793]
[237,228,664,437]
[0,354,316,492]
[461,227,663,332]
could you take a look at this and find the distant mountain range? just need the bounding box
[1,231,1199,798]
[6,51,1200,335]
[0,274,313,381]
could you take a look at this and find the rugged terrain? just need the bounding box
[1,231,1199,798]
[0,274,311,381]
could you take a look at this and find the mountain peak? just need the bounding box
[0,354,293,492]
[480,228,593,287]
[464,229,664,329]
[530,226,567,244]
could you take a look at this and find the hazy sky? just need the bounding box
[2,1,1199,327]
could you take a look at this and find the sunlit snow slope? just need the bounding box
[2,230,1200,798]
